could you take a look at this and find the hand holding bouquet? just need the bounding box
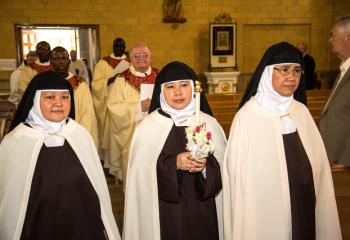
[185,123,214,160]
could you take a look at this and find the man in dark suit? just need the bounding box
[296,42,318,90]
[320,15,350,169]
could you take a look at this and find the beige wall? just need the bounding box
[0,0,349,91]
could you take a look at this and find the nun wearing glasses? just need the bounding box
[0,71,120,240]
[222,42,341,240]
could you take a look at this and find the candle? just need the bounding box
[195,81,202,126]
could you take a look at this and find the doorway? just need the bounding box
[14,24,99,71]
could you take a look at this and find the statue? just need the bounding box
[163,0,187,23]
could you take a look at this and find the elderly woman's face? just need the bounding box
[40,91,71,122]
[272,64,302,97]
[163,80,192,110]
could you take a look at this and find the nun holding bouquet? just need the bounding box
[123,61,226,240]
[185,81,215,161]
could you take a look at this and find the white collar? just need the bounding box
[254,64,296,134]
[130,65,152,77]
[25,90,68,147]
[160,80,195,126]
[340,57,350,73]
[66,72,74,79]
[110,53,127,60]
[34,59,50,66]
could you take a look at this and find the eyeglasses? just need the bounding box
[273,66,304,77]
[131,53,149,59]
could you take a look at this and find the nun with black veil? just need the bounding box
[222,42,341,240]
[0,71,120,240]
[123,61,226,240]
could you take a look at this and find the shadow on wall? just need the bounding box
[195,28,210,76]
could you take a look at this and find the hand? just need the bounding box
[176,152,207,172]
[190,157,207,172]
[141,98,151,112]
[107,74,118,86]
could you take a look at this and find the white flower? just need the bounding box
[185,123,214,160]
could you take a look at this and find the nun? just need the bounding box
[123,61,227,240]
[222,42,341,240]
[0,71,120,240]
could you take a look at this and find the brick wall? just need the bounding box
[0,0,349,91]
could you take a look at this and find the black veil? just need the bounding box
[239,41,306,110]
[149,61,213,116]
[10,71,75,131]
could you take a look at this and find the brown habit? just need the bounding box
[157,116,222,240]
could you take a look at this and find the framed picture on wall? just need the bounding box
[210,23,236,68]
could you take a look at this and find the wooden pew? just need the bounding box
[206,89,330,136]
[0,100,16,142]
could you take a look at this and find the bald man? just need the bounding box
[320,15,350,169]
[106,43,158,186]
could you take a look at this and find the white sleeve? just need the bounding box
[202,167,207,178]
[134,102,147,122]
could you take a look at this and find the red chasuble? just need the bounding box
[67,75,85,90]
[103,56,129,69]
[120,68,159,91]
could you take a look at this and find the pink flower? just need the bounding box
[206,131,212,139]
[195,126,201,132]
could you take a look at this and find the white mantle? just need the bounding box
[204,71,241,94]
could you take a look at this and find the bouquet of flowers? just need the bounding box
[185,123,214,160]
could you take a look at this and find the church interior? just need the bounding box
[0,0,350,238]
